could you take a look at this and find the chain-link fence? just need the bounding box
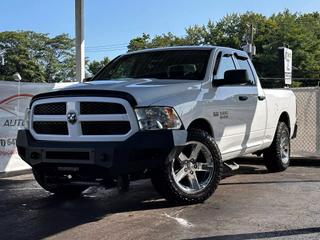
[291,87,320,157]
[261,78,320,158]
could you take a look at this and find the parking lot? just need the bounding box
[1,158,320,240]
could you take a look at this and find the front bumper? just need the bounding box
[16,129,187,177]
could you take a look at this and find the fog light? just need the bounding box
[30,152,40,160]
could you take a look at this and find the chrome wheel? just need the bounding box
[171,141,214,194]
[280,130,289,164]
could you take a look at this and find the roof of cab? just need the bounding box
[124,45,248,58]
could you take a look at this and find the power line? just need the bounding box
[86,47,127,53]
[86,43,128,47]
[86,46,128,50]
[85,43,128,53]
[85,43,128,50]
[86,46,127,50]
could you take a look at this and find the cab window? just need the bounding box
[214,54,236,79]
[236,58,256,85]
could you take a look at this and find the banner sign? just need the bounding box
[0,81,75,172]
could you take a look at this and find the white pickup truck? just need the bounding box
[17,46,297,204]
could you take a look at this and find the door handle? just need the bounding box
[258,95,266,101]
[238,96,248,101]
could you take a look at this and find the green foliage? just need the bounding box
[127,33,188,51]
[291,81,303,88]
[127,11,320,79]
[0,31,75,82]
[127,33,151,52]
[1,11,319,82]
[87,57,110,76]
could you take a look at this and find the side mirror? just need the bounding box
[213,69,249,87]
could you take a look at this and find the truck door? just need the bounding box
[207,49,261,159]
[234,54,267,153]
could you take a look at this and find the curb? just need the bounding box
[0,169,32,178]
[236,157,320,166]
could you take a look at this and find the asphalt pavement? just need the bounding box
[1,158,320,240]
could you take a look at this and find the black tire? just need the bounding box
[151,129,222,204]
[263,121,290,172]
[33,168,87,197]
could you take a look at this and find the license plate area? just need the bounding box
[57,166,80,172]
[43,148,94,163]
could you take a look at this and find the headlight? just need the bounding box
[24,108,30,130]
[135,107,182,130]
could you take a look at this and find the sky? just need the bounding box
[0,0,319,61]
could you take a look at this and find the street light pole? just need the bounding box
[0,50,5,66]
[75,0,85,82]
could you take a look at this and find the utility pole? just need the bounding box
[242,24,256,59]
[75,0,85,82]
[248,24,254,59]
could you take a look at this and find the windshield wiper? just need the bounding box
[132,74,161,79]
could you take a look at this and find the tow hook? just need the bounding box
[117,175,130,193]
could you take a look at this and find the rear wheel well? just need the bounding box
[279,112,290,134]
[187,119,213,137]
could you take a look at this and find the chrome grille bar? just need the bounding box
[30,97,139,142]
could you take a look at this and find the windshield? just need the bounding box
[92,50,211,81]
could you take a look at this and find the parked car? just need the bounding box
[17,46,297,203]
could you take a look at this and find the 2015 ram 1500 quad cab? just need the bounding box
[17,46,297,204]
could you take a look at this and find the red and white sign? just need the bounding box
[0,81,75,173]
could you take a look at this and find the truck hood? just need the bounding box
[63,78,201,106]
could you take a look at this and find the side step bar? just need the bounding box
[224,161,240,171]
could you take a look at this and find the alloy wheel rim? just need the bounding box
[171,141,214,194]
[280,130,289,164]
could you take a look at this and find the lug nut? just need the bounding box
[194,164,197,168]
[184,168,188,172]
[190,170,194,174]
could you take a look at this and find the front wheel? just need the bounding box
[151,129,222,204]
[263,121,290,172]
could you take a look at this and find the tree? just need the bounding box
[1,11,319,82]
[126,11,320,79]
[0,31,75,82]
[127,32,187,52]
[127,33,151,52]
[87,57,110,76]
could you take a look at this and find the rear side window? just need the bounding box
[236,58,256,85]
[214,54,236,79]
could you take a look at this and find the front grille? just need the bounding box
[33,121,68,135]
[30,97,137,141]
[34,102,66,115]
[81,121,131,135]
[80,102,126,114]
